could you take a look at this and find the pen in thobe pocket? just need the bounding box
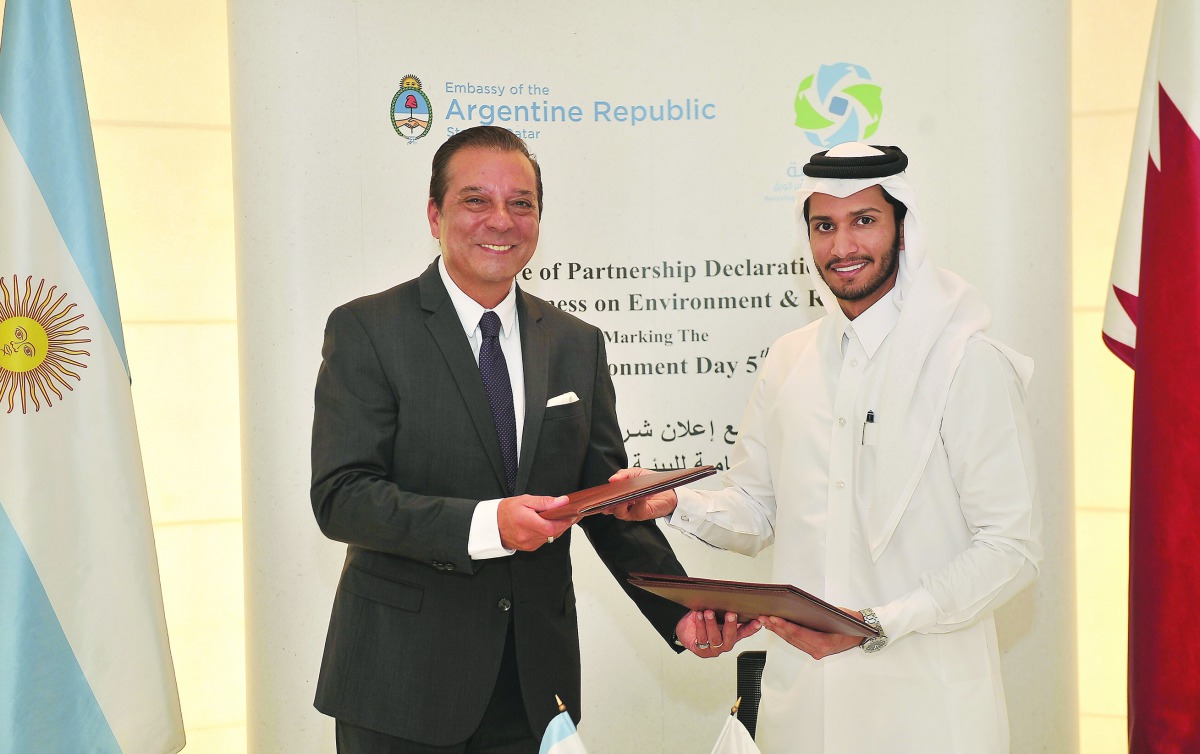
[861,410,875,445]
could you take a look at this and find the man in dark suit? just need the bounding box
[311,126,752,753]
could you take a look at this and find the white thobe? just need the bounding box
[670,291,1042,753]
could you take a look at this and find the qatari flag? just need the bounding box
[1103,1,1200,750]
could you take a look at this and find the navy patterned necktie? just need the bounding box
[478,311,518,495]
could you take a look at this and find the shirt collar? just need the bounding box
[437,256,518,338]
[832,287,901,359]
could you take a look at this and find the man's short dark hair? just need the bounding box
[802,188,908,229]
[429,126,544,216]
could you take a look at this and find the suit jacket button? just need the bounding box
[497,598,512,611]
[444,563,455,571]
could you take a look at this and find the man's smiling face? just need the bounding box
[807,185,902,319]
[427,146,541,309]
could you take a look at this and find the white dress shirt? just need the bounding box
[436,259,523,559]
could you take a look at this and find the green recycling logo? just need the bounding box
[794,63,883,148]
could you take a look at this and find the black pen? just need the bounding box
[862,410,875,445]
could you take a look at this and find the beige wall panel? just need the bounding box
[176,724,247,754]
[126,321,242,524]
[1072,112,1137,310]
[73,0,231,126]
[94,125,236,323]
[1071,0,1157,114]
[1075,509,1129,718]
[154,520,247,733]
[1080,714,1128,754]
[1072,311,1132,510]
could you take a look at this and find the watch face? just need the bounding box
[862,636,887,653]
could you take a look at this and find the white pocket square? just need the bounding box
[546,391,579,407]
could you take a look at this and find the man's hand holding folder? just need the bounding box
[601,466,686,521]
[761,613,870,660]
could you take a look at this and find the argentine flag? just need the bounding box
[0,0,184,752]
[539,700,587,754]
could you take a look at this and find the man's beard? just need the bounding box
[815,231,901,303]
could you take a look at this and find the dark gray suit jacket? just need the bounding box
[311,260,687,745]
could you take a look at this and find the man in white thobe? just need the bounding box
[610,142,1042,753]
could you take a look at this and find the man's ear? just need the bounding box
[427,197,442,239]
[899,222,905,251]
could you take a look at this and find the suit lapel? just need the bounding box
[516,291,548,495]
[419,262,510,494]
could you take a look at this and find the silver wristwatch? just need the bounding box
[859,607,888,653]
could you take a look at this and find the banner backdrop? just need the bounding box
[230,2,1074,751]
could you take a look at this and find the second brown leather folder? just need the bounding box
[627,572,879,637]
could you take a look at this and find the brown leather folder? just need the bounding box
[539,466,717,521]
[627,572,879,637]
